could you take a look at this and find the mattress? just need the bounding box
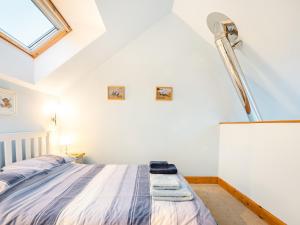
[0,163,216,225]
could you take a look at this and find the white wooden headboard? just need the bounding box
[0,132,49,168]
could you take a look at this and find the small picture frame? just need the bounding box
[156,87,173,101]
[107,86,125,100]
[0,88,17,115]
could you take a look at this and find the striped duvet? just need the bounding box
[0,163,216,225]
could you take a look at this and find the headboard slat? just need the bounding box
[41,135,47,155]
[25,138,32,159]
[15,138,23,162]
[4,139,13,165]
[0,132,48,168]
[33,137,40,158]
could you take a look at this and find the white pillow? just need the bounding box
[3,159,53,172]
[3,155,69,174]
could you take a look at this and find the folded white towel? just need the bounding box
[150,181,193,198]
[150,174,181,190]
[152,195,194,202]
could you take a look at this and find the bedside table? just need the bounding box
[68,153,86,164]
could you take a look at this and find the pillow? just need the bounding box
[3,155,66,172]
[34,155,65,165]
[0,168,38,194]
[63,156,75,163]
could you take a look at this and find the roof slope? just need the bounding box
[36,0,174,94]
[0,0,299,119]
[173,0,300,119]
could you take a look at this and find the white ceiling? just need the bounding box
[0,0,299,119]
[36,0,174,94]
[34,0,106,82]
[0,0,106,94]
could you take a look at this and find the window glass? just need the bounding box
[0,0,56,48]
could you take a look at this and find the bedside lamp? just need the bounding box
[60,134,73,155]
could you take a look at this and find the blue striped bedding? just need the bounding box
[0,172,26,194]
[0,163,217,225]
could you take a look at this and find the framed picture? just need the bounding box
[0,88,17,115]
[107,86,125,100]
[156,87,173,101]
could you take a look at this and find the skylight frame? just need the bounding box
[0,0,71,58]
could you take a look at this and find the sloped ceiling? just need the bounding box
[173,0,300,119]
[0,0,173,94]
[0,38,34,83]
[0,0,299,119]
[36,0,174,94]
[34,0,106,82]
[0,0,105,92]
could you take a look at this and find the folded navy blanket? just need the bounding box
[150,161,168,168]
[150,164,177,174]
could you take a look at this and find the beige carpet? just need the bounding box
[191,184,268,225]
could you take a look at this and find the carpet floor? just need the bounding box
[191,184,268,225]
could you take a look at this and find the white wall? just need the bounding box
[36,0,174,95]
[0,39,34,83]
[61,14,247,175]
[219,123,300,225]
[0,79,57,133]
[34,0,106,82]
[173,0,300,119]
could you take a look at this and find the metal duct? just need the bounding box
[207,12,262,121]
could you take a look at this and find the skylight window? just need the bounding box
[0,0,71,58]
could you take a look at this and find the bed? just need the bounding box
[0,132,216,225]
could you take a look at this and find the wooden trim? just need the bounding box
[184,176,218,184]
[42,0,72,32]
[185,176,286,225]
[218,178,286,225]
[31,30,68,58]
[220,120,300,125]
[0,30,68,58]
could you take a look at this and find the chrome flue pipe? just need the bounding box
[207,12,262,121]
